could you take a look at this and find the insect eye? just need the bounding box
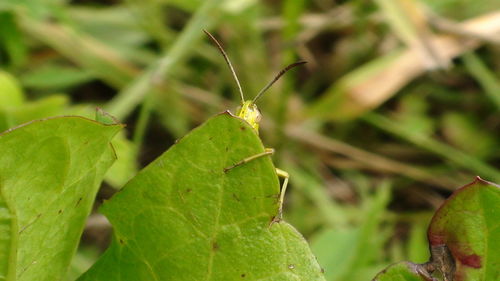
[254,109,262,123]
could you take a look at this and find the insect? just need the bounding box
[204,30,306,221]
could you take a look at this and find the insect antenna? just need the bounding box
[252,61,307,103]
[203,29,245,103]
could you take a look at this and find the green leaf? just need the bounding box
[0,71,24,109]
[0,116,122,281]
[0,12,27,69]
[372,177,500,280]
[20,64,94,90]
[311,182,391,281]
[93,107,136,188]
[103,132,137,188]
[1,93,136,189]
[407,221,430,264]
[462,52,500,109]
[372,262,428,281]
[0,95,69,131]
[441,112,497,160]
[427,177,500,280]
[79,113,325,281]
[0,187,16,281]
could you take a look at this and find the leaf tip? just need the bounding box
[95,107,124,127]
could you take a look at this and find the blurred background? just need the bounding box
[1,0,499,280]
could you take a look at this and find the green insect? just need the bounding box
[204,30,306,221]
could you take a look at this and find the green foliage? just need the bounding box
[0,73,137,189]
[374,178,500,280]
[0,71,23,108]
[373,262,428,281]
[79,114,325,281]
[0,116,122,281]
[427,178,500,280]
[311,182,391,281]
[0,0,499,280]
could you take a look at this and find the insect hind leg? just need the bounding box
[224,148,289,223]
[273,168,289,222]
[223,148,275,172]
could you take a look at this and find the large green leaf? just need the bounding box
[0,69,136,188]
[0,95,69,132]
[372,178,500,281]
[372,262,428,281]
[0,117,122,281]
[79,113,325,281]
[0,71,24,109]
[427,177,500,280]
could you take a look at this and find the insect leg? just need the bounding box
[224,148,289,223]
[223,148,275,172]
[274,168,289,222]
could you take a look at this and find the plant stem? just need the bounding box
[462,52,500,110]
[105,0,222,120]
[363,112,500,183]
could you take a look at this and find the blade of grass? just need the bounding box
[276,0,308,136]
[462,52,500,110]
[407,221,430,263]
[123,0,173,48]
[0,11,27,69]
[285,163,348,228]
[131,92,154,155]
[427,10,500,44]
[17,12,138,88]
[375,0,447,69]
[285,125,461,189]
[333,181,392,281]
[128,0,222,153]
[105,0,221,119]
[363,112,500,183]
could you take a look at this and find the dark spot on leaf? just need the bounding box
[75,197,83,207]
[209,136,213,140]
[232,193,240,201]
[119,239,124,244]
[185,188,192,193]
[321,268,325,273]
[212,242,219,251]
[240,126,245,131]
[225,147,229,152]
[458,254,481,268]
[241,273,246,278]
[58,210,62,214]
